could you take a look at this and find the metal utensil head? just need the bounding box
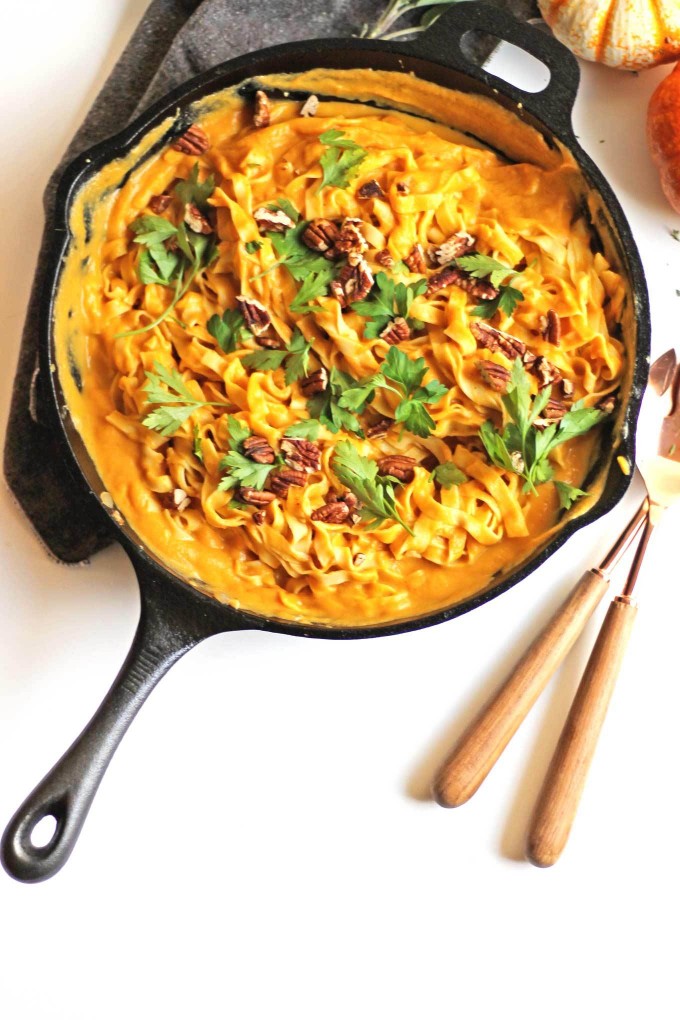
[636,349,680,507]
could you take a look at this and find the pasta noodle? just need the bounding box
[54,70,628,626]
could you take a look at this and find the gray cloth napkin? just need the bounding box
[4,0,538,563]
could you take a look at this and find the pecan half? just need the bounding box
[268,468,307,496]
[471,320,526,360]
[238,487,275,507]
[431,231,475,266]
[357,179,386,200]
[184,203,213,234]
[375,248,394,268]
[149,192,173,214]
[366,417,393,439]
[404,243,427,274]
[237,296,271,336]
[533,356,562,389]
[300,366,328,397]
[334,218,368,265]
[253,90,271,129]
[428,266,498,300]
[302,218,340,254]
[541,308,561,345]
[280,437,322,473]
[311,500,350,524]
[243,435,275,464]
[300,94,319,117]
[380,317,411,345]
[377,455,416,483]
[477,360,511,393]
[330,259,374,308]
[253,206,296,234]
[172,124,209,155]
[534,399,568,430]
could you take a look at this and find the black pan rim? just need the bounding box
[40,20,650,642]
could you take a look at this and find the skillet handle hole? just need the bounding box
[461,31,552,94]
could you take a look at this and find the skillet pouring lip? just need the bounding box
[42,22,650,641]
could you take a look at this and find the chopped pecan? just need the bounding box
[253,90,271,128]
[534,399,568,429]
[377,455,416,483]
[149,191,173,214]
[268,468,307,496]
[172,124,209,155]
[375,248,394,268]
[300,94,319,117]
[280,437,322,473]
[514,257,528,273]
[533,356,562,389]
[380,317,411,345]
[404,243,427,274]
[253,206,296,234]
[471,320,526,360]
[561,377,575,399]
[242,435,275,464]
[252,511,266,525]
[477,360,511,393]
[541,308,561,345]
[357,179,386,200]
[365,417,393,439]
[428,266,498,300]
[431,231,475,266]
[163,488,191,512]
[300,367,328,397]
[238,487,275,507]
[311,500,350,524]
[334,218,368,264]
[598,394,617,414]
[396,181,410,195]
[256,333,285,350]
[237,296,271,336]
[302,218,340,254]
[330,259,374,308]
[184,203,213,234]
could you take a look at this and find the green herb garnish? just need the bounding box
[193,425,203,462]
[207,309,252,353]
[142,361,230,436]
[242,330,313,384]
[218,417,275,491]
[307,367,365,435]
[267,198,300,223]
[284,419,322,440]
[554,480,588,510]
[174,163,216,210]
[479,359,607,494]
[245,240,263,254]
[289,266,336,314]
[351,271,427,338]
[454,253,525,319]
[332,440,413,533]
[318,129,368,191]
[431,461,468,488]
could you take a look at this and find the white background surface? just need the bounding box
[1,3,679,1017]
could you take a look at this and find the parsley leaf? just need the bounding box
[318,129,368,191]
[131,215,178,247]
[242,330,312,384]
[554,480,588,509]
[307,367,364,435]
[207,309,252,353]
[431,462,468,488]
[331,441,413,534]
[284,419,322,440]
[266,221,331,281]
[218,416,275,492]
[351,272,427,338]
[289,266,336,314]
[245,240,263,254]
[226,416,252,449]
[267,198,300,223]
[174,163,215,210]
[137,246,179,286]
[193,425,203,462]
[479,359,608,494]
[142,361,230,437]
[454,253,525,319]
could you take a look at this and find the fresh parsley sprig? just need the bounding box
[142,361,231,437]
[318,129,368,191]
[207,309,252,353]
[332,441,413,533]
[479,359,607,499]
[218,417,276,492]
[307,366,365,435]
[351,272,427,338]
[454,253,525,319]
[242,330,313,384]
[431,461,468,488]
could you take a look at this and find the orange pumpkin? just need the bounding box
[539,0,680,70]
[648,63,680,214]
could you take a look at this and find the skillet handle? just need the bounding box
[407,1,580,134]
[1,559,230,883]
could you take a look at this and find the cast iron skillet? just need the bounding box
[1,2,649,882]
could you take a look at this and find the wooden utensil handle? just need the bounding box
[526,596,637,868]
[432,569,609,808]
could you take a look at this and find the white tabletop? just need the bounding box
[1,4,679,1017]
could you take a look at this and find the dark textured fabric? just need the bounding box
[4,0,538,563]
